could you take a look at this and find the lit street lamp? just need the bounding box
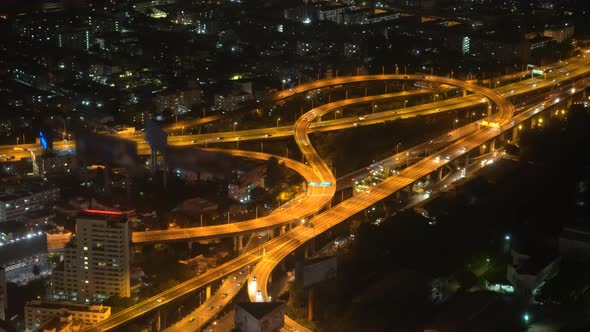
[233,122,238,132]
[276,118,281,128]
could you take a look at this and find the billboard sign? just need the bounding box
[76,129,139,170]
[296,256,337,289]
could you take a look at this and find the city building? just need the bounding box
[154,86,202,114]
[0,187,60,223]
[24,301,110,332]
[228,165,267,202]
[51,210,131,304]
[507,248,561,299]
[317,3,348,24]
[544,25,575,43]
[234,302,285,332]
[213,90,254,112]
[30,313,81,332]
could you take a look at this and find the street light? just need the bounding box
[396,142,402,154]
[404,100,408,108]
[276,118,281,128]
[282,79,286,90]
[233,122,238,132]
[523,313,530,324]
[453,118,459,129]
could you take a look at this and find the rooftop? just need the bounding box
[235,302,284,320]
[26,301,110,314]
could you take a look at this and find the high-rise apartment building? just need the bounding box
[51,210,131,304]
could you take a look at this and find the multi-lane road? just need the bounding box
[82,72,528,331]
[8,50,585,331]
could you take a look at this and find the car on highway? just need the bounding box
[252,276,257,282]
[264,133,272,137]
[216,305,222,309]
[208,306,214,310]
[434,156,441,162]
[358,116,366,121]
[216,136,223,140]
[222,292,228,298]
[157,297,165,303]
[257,290,262,296]
[237,282,241,286]
[189,317,195,322]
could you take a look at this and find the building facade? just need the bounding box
[234,302,285,332]
[24,301,110,332]
[51,211,131,304]
[0,187,60,223]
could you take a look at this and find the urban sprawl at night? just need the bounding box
[0,0,589,331]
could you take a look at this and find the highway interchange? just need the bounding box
[2,51,589,331]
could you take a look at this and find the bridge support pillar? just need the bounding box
[280,225,286,235]
[155,310,161,332]
[463,89,467,97]
[464,155,470,168]
[512,127,518,141]
[490,139,496,152]
[234,235,244,253]
[304,239,316,258]
[438,168,444,181]
[269,228,275,239]
[206,285,211,300]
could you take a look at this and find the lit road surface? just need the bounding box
[39,53,590,330]
[164,267,250,332]
[132,67,587,243]
[249,75,590,330]
[131,148,335,243]
[84,74,512,332]
[4,51,588,162]
[246,75,515,326]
